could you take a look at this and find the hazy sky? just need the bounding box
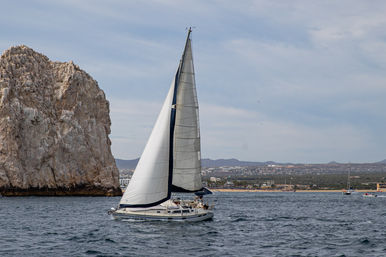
[1,0,386,163]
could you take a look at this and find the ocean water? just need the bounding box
[1,192,385,257]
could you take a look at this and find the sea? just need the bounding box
[1,192,385,257]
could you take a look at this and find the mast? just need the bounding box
[347,165,351,190]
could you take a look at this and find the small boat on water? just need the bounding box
[110,28,214,221]
[342,166,354,195]
[363,193,377,198]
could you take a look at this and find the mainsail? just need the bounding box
[171,31,202,192]
[120,29,203,208]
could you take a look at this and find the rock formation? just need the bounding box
[0,45,121,196]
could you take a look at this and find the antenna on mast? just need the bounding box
[185,26,196,40]
[185,26,196,33]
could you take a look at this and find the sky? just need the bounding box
[1,0,386,163]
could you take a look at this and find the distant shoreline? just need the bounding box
[117,188,382,194]
[211,189,380,193]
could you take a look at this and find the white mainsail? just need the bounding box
[119,29,203,208]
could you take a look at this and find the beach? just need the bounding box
[211,188,380,193]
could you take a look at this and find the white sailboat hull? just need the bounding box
[111,207,213,222]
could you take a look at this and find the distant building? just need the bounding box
[264,180,274,186]
[295,184,311,190]
[209,177,221,182]
[119,178,130,188]
[261,180,275,189]
[377,183,386,192]
[275,184,294,191]
[225,181,234,188]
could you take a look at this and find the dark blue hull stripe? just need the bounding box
[170,184,203,193]
[119,196,170,209]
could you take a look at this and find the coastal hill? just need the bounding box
[115,157,386,170]
[115,158,269,169]
[377,159,386,164]
[115,158,140,170]
[0,46,121,196]
[114,158,271,169]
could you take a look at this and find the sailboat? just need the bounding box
[110,29,214,221]
[342,166,353,195]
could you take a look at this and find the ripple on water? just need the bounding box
[231,217,247,222]
[85,250,101,255]
[360,238,370,244]
[1,193,385,256]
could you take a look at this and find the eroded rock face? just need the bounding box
[0,45,121,196]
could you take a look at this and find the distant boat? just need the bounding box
[342,166,353,195]
[363,193,377,198]
[109,28,214,221]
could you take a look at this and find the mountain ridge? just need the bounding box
[115,157,386,170]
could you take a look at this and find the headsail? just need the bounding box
[119,29,203,208]
[119,80,175,207]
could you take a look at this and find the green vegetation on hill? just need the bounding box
[205,171,386,190]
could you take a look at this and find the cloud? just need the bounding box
[109,98,383,163]
[199,103,381,163]
[2,0,386,162]
[109,98,163,159]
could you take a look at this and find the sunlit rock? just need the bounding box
[0,45,121,196]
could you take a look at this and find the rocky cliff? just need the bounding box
[0,45,121,196]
